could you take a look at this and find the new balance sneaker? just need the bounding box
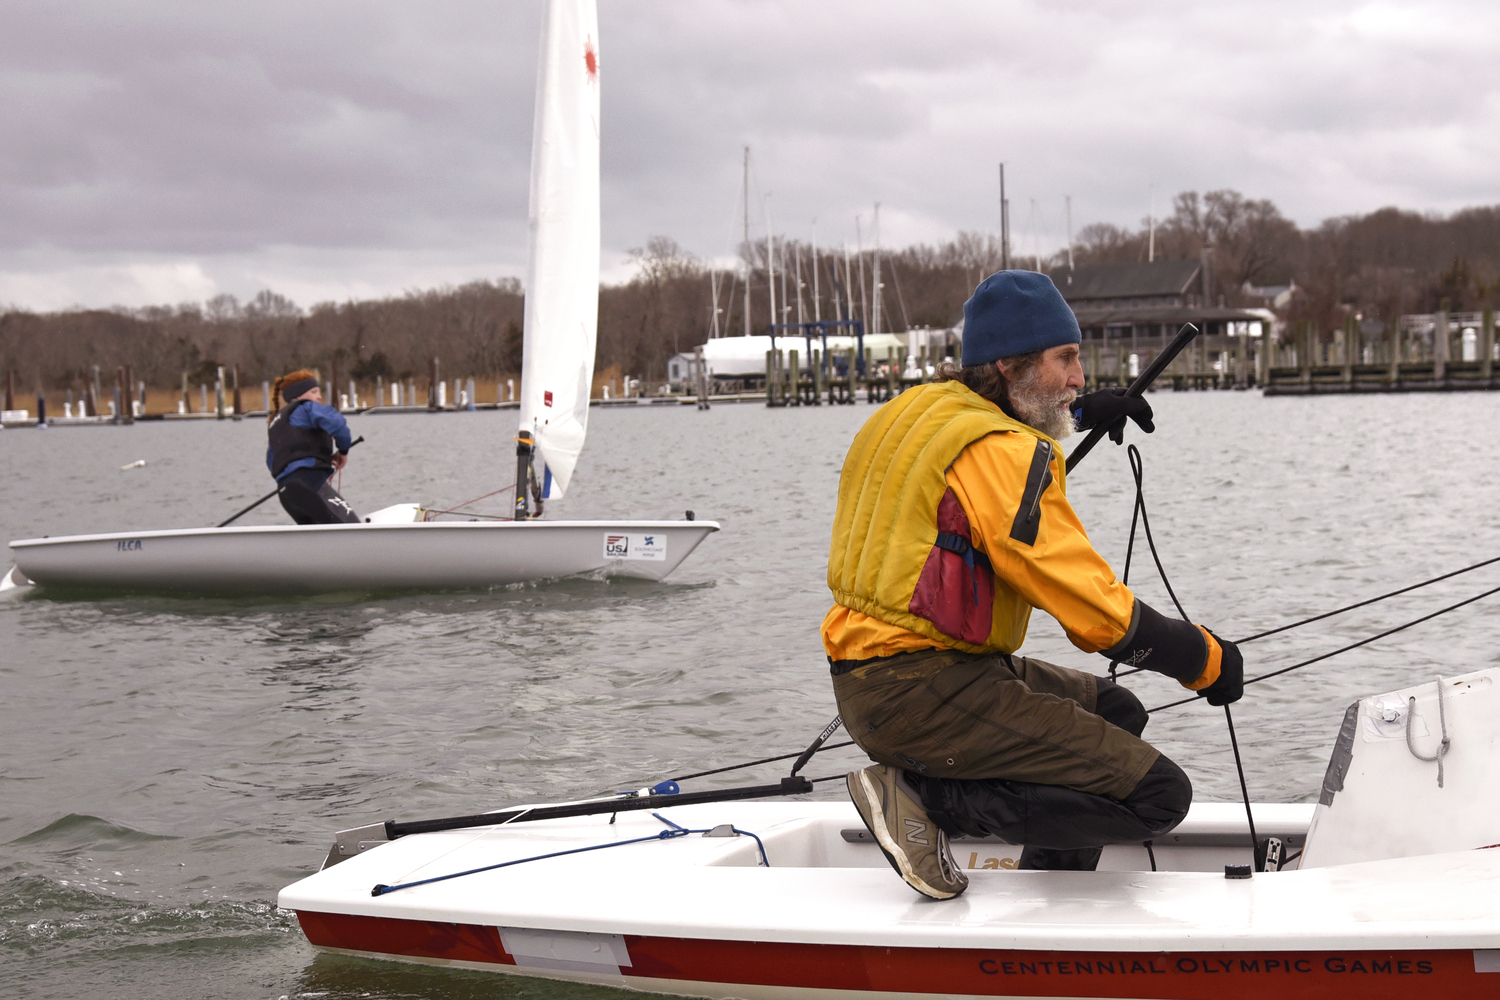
[847,764,968,899]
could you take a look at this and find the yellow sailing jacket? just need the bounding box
[824,380,1137,659]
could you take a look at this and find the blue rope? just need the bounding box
[370,812,767,897]
[652,813,770,867]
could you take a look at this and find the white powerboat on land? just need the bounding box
[279,668,1500,999]
[2,0,720,596]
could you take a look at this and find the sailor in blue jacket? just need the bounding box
[265,369,360,524]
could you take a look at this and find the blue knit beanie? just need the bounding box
[961,270,1080,367]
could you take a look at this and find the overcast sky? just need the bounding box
[2,0,1497,312]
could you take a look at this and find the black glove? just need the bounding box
[1198,630,1244,707]
[1072,388,1155,444]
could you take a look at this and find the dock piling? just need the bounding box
[1483,308,1495,383]
[694,346,709,409]
[122,366,136,424]
[1434,311,1449,382]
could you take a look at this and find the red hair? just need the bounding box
[269,369,319,423]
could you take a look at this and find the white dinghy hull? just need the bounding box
[279,799,1500,1000]
[280,667,1500,998]
[7,519,718,594]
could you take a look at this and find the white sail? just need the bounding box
[519,0,600,500]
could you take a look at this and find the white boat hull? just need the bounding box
[278,799,1500,999]
[280,667,1500,997]
[7,520,718,593]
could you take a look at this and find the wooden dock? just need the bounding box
[1263,310,1498,395]
[756,331,1259,408]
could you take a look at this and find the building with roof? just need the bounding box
[1045,255,1276,387]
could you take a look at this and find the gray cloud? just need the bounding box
[0,0,1496,310]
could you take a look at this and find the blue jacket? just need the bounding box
[266,401,353,480]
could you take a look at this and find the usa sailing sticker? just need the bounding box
[603,533,667,561]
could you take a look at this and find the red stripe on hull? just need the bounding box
[296,910,1492,999]
[297,910,515,967]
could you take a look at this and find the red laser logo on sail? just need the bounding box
[584,38,597,81]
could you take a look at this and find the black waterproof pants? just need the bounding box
[903,680,1191,870]
[833,647,1191,871]
[277,466,360,525]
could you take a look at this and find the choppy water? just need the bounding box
[4,391,1500,1000]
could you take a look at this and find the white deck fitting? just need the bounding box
[7,519,718,593]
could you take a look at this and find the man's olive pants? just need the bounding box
[832,648,1191,866]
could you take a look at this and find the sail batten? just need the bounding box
[519,0,600,500]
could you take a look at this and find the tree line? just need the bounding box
[2,192,1497,396]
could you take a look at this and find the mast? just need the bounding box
[709,268,722,338]
[855,216,870,338]
[1148,186,1157,263]
[795,242,805,326]
[870,203,882,337]
[517,0,600,514]
[780,248,790,328]
[999,162,1010,270]
[1031,198,1041,272]
[831,247,846,323]
[811,234,822,323]
[843,244,855,325]
[1065,194,1074,273]
[764,195,776,337]
[743,146,751,337]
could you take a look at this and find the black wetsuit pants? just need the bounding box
[277,466,360,525]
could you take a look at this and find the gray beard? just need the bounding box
[1007,369,1077,441]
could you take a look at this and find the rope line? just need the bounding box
[370,812,769,896]
[1107,449,1146,681]
[1235,553,1500,645]
[1117,550,1500,680]
[1108,446,1261,866]
[1145,581,1500,714]
[1222,706,1259,859]
[655,474,1500,794]
[1123,446,1190,622]
[668,741,857,782]
[1405,678,1451,788]
[423,483,516,521]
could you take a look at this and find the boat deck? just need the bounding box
[280,799,1500,953]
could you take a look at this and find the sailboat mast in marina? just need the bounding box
[515,0,601,519]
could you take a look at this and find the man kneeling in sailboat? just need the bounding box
[826,270,1243,899]
[266,370,361,525]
